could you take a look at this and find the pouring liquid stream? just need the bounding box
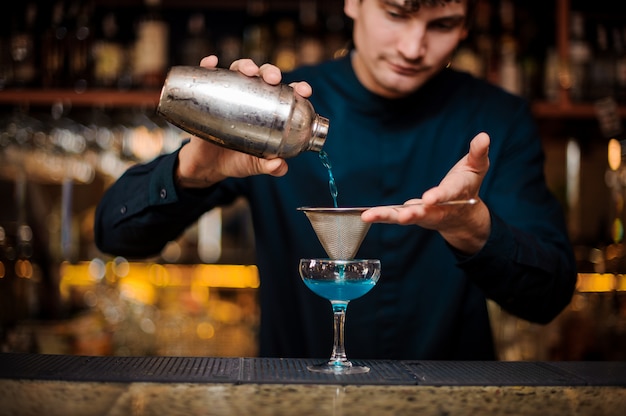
[316,150,476,211]
[319,150,339,208]
[318,150,346,259]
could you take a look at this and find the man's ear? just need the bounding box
[344,0,360,20]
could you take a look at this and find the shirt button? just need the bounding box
[160,188,167,199]
[120,205,127,214]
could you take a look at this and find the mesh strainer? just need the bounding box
[298,199,477,259]
[298,207,371,260]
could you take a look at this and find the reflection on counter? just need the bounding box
[490,273,626,361]
[2,256,626,361]
[2,260,260,357]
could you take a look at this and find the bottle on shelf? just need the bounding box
[613,26,626,104]
[179,12,212,67]
[543,47,560,103]
[451,0,492,80]
[92,12,127,89]
[568,11,592,103]
[272,18,297,71]
[0,5,13,89]
[322,4,351,60]
[242,0,272,66]
[514,3,543,101]
[216,35,243,69]
[40,1,69,88]
[0,40,13,90]
[132,0,169,89]
[67,0,95,93]
[10,2,39,88]
[588,23,616,103]
[297,0,324,66]
[496,0,522,96]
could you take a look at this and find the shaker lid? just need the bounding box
[309,115,329,152]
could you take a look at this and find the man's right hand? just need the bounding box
[174,55,297,188]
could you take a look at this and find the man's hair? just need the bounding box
[397,1,477,26]
[400,0,474,11]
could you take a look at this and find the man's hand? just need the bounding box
[361,132,492,254]
[175,55,312,188]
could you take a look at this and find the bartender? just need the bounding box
[94,0,577,360]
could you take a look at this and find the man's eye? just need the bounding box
[430,19,463,31]
[386,10,408,19]
[431,22,454,30]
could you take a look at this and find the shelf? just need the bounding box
[1,0,619,121]
[93,0,343,12]
[531,101,626,120]
[0,89,160,108]
[1,89,624,120]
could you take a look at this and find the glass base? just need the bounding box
[307,361,370,375]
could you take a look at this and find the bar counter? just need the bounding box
[1,353,625,416]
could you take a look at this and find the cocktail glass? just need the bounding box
[299,258,381,374]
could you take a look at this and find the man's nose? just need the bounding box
[397,23,427,60]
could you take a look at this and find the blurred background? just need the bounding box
[0,0,624,361]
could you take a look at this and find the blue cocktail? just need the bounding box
[299,258,381,374]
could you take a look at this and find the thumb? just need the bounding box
[261,158,289,177]
[468,132,490,173]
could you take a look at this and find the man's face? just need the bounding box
[344,0,469,98]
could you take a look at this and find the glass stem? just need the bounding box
[329,301,349,365]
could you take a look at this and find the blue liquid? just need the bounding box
[319,150,338,208]
[303,279,377,301]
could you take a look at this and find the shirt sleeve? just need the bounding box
[447,95,578,325]
[94,148,222,258]
[452,209,577,324]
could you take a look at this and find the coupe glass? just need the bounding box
[299,258,381,374]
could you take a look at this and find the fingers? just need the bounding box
[260,158,289,177]
[468,132,490,173]
[361,207,400,224]
[291,81,313,98]
[258,63,282,85]
[421,185,449,205]
[202,56,280,84]
[361,204,422,224]
[230,60,283,85]
[229,58,259,75]
[203,56,313,97]
[243,61,311,95]
[200,55,218,68]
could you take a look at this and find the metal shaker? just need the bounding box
[157,66,329,158]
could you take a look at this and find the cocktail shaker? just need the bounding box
[157,66,329,158]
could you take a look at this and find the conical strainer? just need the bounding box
[298,199,477,259]
[298,207,371,260]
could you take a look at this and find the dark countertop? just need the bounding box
[1,353,625,416]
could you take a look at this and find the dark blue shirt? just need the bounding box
[94,55,577,360]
